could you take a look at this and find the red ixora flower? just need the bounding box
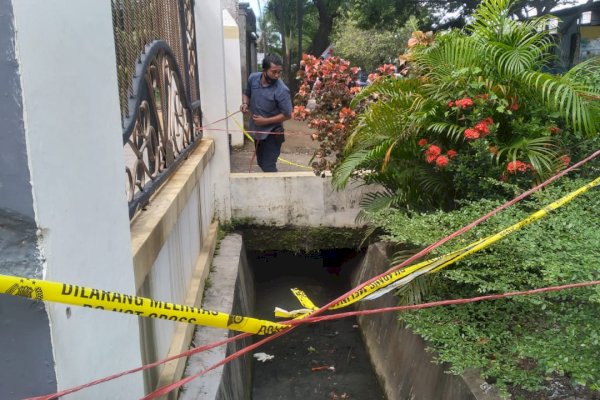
[425,144,441,157]
[446,149,458,159]
[448,101,455,107]
[483,117,494,125]
[455,97,474,109]
[464,128,480,139]
[506,160,532,174]
[436,155,449,168]
[418,138,428,147]
[424,144,441,163]
[550,126,562,134]
[560,155,571,167]
[474,121,490,136]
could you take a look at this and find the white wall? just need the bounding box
[196,1,232,221]
[143,170,214,362]
[12,1,144,398]
[223,10,245,147]
[230,172,380,227]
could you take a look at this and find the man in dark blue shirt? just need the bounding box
[240,54,292,172]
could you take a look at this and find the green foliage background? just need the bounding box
[369,174,600,393]
[332,17,411,72]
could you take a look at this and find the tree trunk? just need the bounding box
[307,0,335,57]
[297,0,304,62]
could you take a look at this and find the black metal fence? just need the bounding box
[111,0,202,218]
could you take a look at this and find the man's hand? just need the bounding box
[240,103,249,114]
[252,114,270,126]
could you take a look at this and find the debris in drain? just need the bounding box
[311,365,335,372]
[330,391,349,399]
[253,352,275,362]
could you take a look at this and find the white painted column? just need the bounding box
[12,1,145,398]
[223,10,245,147]
[195,1,232,221]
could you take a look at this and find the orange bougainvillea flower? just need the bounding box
[377,64,396,75]
[368,73,380,82]
[293,105,310,120]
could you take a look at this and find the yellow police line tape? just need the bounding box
[275,175,600,318]
[1,176,598,332]
[229,114,314,170]
[0,275,288,335]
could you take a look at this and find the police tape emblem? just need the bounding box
[6,279,44,300]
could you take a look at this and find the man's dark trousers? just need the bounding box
[256,128,285,172]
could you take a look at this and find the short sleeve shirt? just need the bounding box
[245,72,292,140]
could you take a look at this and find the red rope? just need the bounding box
[142,280,600,399]
[292,280,600,325]
[26,107,600,399]
[143,149,600,399]
[24,333,251,400]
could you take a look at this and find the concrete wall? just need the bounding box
[0,211,56,399]
[130,140,217,391]
[230,172,380,227]
[0,0,35,219]
[352,243,501,400]
[223,10,245,147]
[11,1,144,398]
[196,0,232,221]
[180,234,254,400]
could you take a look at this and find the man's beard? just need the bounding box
[263,72,278,84]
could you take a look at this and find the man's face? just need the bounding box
[265,63,283,81]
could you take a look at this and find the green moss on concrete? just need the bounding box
[233,223,369,252]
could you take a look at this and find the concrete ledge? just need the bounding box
[230,172,380,227]
[130,139,215,290]
[180,234,254,400]
[155,221,219,399]
[352,242,502,400]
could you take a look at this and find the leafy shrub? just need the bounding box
[332,0,600,211]
[369,175,600,395]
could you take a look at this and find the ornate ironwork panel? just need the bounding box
[111,0,202,218]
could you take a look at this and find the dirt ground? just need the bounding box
[230,119,320,173]
[249,250,386,400]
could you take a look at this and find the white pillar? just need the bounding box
[195,1,232,221]
[12,1,145,398]
[223,10,245,147]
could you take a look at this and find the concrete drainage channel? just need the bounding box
[180,231,502,400]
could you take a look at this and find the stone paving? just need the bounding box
[230,119,320,173]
